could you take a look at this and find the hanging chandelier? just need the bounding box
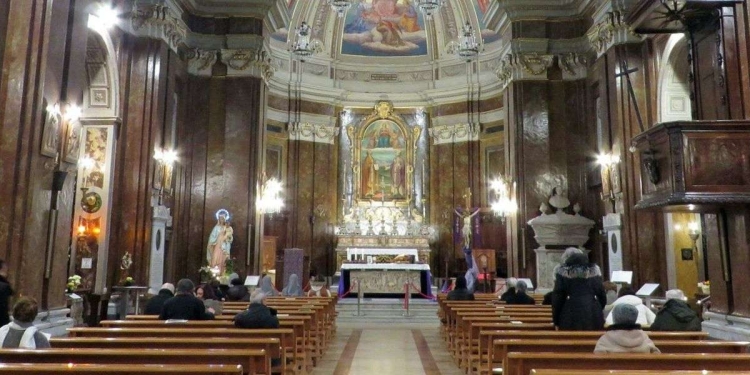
[447,22,481,61]
[256,177,284,215]
[291,22,322,60]
[416,0,444,18]
[329,0,352,18]
[489,176,518,222]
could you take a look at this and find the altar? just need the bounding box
[337,263,432,297]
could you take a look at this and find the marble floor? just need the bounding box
[312,321,463,375]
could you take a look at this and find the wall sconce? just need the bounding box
[688,220,700,252]
[257,176,284,215]
[154,148,178,203]
[489,176,518,223]
[597,151,620,202]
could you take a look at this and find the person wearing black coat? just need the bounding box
[159,279,215,320]
[447,275,475,301]
[650,289,702,331]
[226,278,250,302]
[507,280,536,305]
[551,253,607,330]
[0,260,13,327]
[145,283,174,315]
[499,278,517,303]
[234,291,279,329]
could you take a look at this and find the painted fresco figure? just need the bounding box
[361,150,377,197]
[390,151,405,197]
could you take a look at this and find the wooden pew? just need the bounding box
[0,349,267,375]
[49,337,281,374]
[506,353,750,375]
[0,363,244,374]
[494,340,749,375]
[531,371,750,375]
[99,321,311,374]
[476,330,710,375]
[67,328,294,374]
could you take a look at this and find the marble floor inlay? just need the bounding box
[313,321,463,375]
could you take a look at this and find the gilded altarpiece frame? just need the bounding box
[348,101,421,207]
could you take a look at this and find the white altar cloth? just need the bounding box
[345,248,419,261]
[341,263,430,271]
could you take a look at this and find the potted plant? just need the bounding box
[122,276,134,287]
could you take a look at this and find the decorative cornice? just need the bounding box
[185,48,217,76]
[220,48,275,81]
[289,123,340,144]
[428,123,480,145]
[495,53,555,90]
[558,53,588,80]
[130,2,188,52]
[587,10,643,58]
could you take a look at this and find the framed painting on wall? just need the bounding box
[62,119,82,164]
[41,105,63,158]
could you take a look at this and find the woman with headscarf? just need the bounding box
[282,274,303,297]
[260,275,279,297]
[551,252,607,330]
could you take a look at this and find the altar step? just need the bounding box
[334,297,438,321]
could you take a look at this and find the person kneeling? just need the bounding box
[0,297,50,348]
[595,304,660,353]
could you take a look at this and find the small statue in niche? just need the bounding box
[207,209,233,275]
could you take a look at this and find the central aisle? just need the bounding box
[313,320,463,375]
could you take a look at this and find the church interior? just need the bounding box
[2,0,750,373]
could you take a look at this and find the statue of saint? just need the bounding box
[207,209,233,275]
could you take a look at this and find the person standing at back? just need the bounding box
[0,260,12,327]
[551,253,607,330]
[159,279,215,320]
[447,275,475,301]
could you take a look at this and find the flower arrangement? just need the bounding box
[66,275,82,293]
[698,280,711,294]
[122,276,134,286]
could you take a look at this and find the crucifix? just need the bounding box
[455,187,480,250]
[615,58,645,133]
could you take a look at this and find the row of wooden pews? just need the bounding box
[437,293,750,375]
[0,296,337,375]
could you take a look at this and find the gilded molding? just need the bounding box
[558,53,588,80]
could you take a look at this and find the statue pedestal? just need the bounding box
[148,205,172,295]
[534,247,589,292]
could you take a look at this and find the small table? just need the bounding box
[111,286,149,319]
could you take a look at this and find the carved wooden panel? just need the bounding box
[632,121,750,208]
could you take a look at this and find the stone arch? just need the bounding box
[83,15,120,119]
[658,33,692,123]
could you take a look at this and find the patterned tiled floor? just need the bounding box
[313,321,463,375]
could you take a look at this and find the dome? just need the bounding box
[266,0,506,103]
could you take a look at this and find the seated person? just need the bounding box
[159,279,215,320]
[542,290,557,306]
[595,304,660,353]
[507,280,535,305]
[651,289,702,331]
[603,281,618,305]
[234,290,279,329]
[209,279,225,301]
[605,286,656,327]
[226,277,249,302]
[499,277,517,303]
[307,278,332,297]
[0,297,50,348]
[282,274,303,297]
[144,283,175,315]
[447,275,475,301]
